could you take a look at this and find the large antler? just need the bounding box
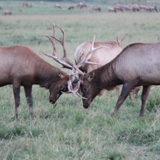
[42,21,108,98]
[42,21,74,70]
[76,35,109,69]
[116,33,128,46]
[42,21,84,96]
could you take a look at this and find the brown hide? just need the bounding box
[74,40,122,96]
[81,42,160,117]
[0,45,69,119]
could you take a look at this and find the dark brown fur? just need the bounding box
[80,42,160,117]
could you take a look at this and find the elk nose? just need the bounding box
[83,103,89,109]
[83,100,91,109]
[49,99,56,104]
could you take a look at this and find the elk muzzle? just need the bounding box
[82,99,91,109]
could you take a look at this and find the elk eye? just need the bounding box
[83,87,87,93]
[59,85,64,90]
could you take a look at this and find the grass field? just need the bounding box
[0,1,160,160]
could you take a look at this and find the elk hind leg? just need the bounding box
[140,85,151,117]
[13,85,21,120]
[24,86,34,119]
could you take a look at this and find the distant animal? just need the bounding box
[54,4,62,9]
[3,10,12,15]
[92,6,101,12]
[114,5,123,12]
[22,2,29,7]
[68,4,75,10]
[77,2,88,9]
[77,2,83,8]
[19,8,22,12]
[132,4,140,12]
[29,3,33,7]
[146,5,158,12]
[78,42,160,117]
[108,7,117,12]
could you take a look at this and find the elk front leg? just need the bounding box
[13,85,21,120]
[24,86,34,119]
[140,85,151,116]
[112,83,134,117]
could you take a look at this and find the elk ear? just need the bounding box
[58,72,65,79]
[87,72,95,82]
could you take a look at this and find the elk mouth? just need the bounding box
[83,105,89,109]
[83,101,90,109]
[49,99,56,104]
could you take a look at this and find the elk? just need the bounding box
[0,22,78,120]
[77,2,88,9]
[22,2,29,7]
[78,41,160,117]
[92,6,101,12]
[3,10,12,15]
[108,7,117,13]
[114,4,123,12]
[132,4,140,12]
[68,4,75,10]
[146,5,158,12]
[54,4,62,9]
[74,34,127,96]
[19,8,22,12]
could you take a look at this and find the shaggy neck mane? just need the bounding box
[34,59,68,88]
[94,60,121,90]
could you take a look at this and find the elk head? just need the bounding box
[72,36,109,101]
[43,21,109,103]
[79,71,102,108]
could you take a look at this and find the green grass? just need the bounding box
[0,1,160,160]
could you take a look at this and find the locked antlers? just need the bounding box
[43,21,108,96]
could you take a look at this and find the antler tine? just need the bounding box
[120,33,128,45]
[117,33,128,46]
[67,75,86,99]
[49,21,56,53]
[77,35,109,68]
[50,25,80,71]
[42,52,73,70]
[50,25,67,58]
[42,34,56,56]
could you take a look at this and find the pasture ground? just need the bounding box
[0,1,160,160]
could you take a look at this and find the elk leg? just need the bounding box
[13,85,20,120]
[115,86,120,97]
[112,83,134,117]
[24,86,33,119]
[140,85,151,116]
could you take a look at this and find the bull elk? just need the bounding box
[74,34,127,96]
[3,10,12,15]
[0,22,78,120]
[78,41,160,117]
[54,4,62,9]
[92,6,101,12]
[68,4,75,10]
[22,2,29,7]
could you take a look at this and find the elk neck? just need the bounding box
[94,60,122,90]
[34,59,69,88]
